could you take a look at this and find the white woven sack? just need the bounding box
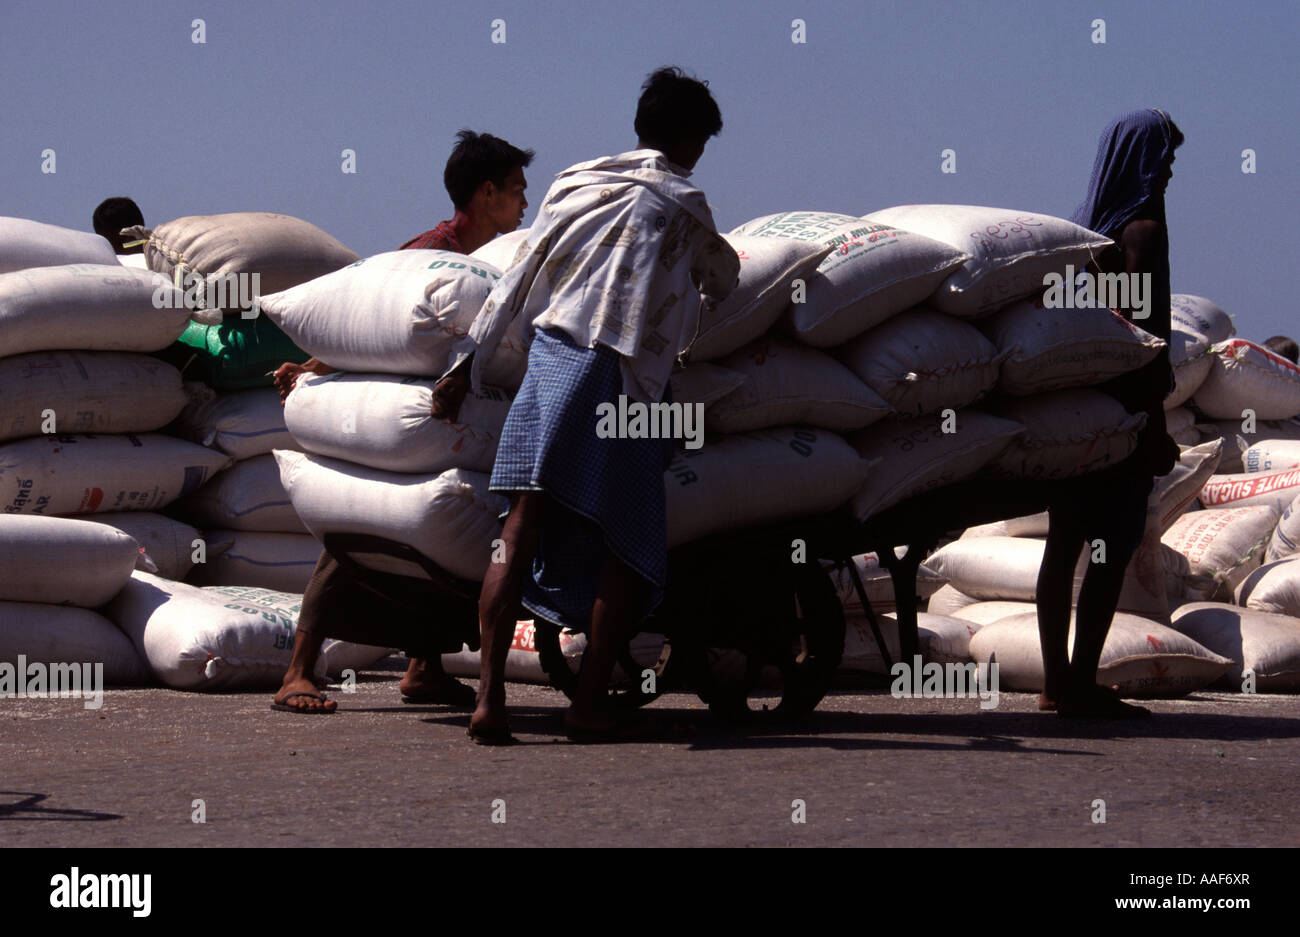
[0,433,231,516]
[729,211,970,346]
[276,451,506,582]
[104,571,388,690]
[981,300,1164,395]
[0,351,186,443]
[1199,467,1300,515]
[969,611,1230,697]
[1154,439,1223,532]
[668,362,747,409]
[142,212,360,300]
[469,229,529,271]
[664,427,875,547]
[847,410,1024,521]
[284,372,512,474]
[1193,339,1300,421]
[169,386,295,460]
[983,389,1144,480]
[925,583,980,616]
[0,515,141,607]
[1241,440,1300,474]
[926,537,1066,602]
[839,612,979,674]
[175,453,304,533]
[83,512,204,581]
[1170,601,1300,691]
[824,553,944,615]
[0,264,192,357]
[837,306,1003,416]
[1166,329,1214,409]
[863,205,1112,318]
[1162,504,1278,601]
[688,234,832,360]
[0,216,118,274]
[260,250,525,386]
[188,531,322,594]
[950,601,1038,626]
[705,335,889,432]
[1235,557,1300,618]
[1165,406,1198,444]
[928,531,1168,622]
[730,211,859,237]
[0,601,149,686]
[1170,294,1234,343]
[1266,493,1300,563]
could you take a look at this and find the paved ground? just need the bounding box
[4,660,1299,848]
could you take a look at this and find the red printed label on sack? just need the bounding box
[1201,468,1300,506]
[510,620,537,653]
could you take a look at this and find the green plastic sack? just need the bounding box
[155,315,308,390]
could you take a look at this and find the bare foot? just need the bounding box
[399,659,476,707]
[272,675,337,713]
[468,704,513,744]
[1058,684,1151,719]
[1037,694,1058,711]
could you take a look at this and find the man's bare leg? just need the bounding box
[273,628,336,712]
[1037,508,1083,712]
[469,492,545,741]
[1061,538,1150,718]
[565,555,642,737]
[398,655,475,706]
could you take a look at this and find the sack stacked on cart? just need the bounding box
[0,515,152,687]
[260,251,512,583]
[140,212,358,391]
[138,213,356,389]
[161,384,312,590]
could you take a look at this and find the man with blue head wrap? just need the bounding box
[1037,109,1183,719]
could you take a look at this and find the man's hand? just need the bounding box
[274,358,334,404]
[431,367,471,422]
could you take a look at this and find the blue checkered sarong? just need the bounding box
[490,327,673,633]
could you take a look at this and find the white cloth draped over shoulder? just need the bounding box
[451,149,740,403]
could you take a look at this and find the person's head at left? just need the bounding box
[1263,335,1300,364]
[445,130,534,252]
[93,197,145,253]
[1074,108,1183,238]
[634,66,723,173]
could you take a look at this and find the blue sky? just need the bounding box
[2,0,1295,340]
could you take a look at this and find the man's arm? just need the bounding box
[430,353,473,421]
[273,357,335,404]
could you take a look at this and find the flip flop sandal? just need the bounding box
[270,691,336,714]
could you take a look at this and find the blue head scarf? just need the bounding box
[1071,109,1182,238]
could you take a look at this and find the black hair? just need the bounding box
[444,130,534,210]
[92,197,144,241]
[634,66,723,150]
[1263,335,1300,364]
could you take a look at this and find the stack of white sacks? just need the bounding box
[0,216,387,693]
[142,213,362,595]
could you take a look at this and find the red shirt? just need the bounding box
[399,220,463,252]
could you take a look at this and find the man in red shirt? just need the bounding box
[271,130,533,714]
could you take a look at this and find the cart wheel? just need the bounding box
[533,619,666,710]
[688,559,844,720]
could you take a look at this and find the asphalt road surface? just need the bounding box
[4,659,1298,848]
